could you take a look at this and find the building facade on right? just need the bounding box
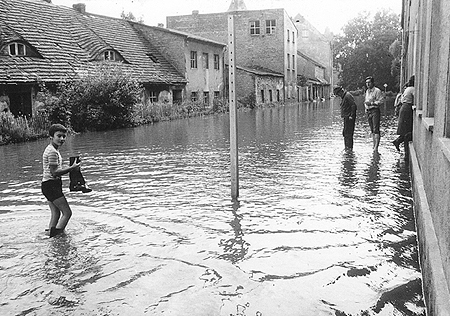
[402,0,450,315]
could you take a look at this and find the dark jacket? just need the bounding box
[340,91,357,118]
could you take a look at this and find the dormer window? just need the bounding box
[9,42,27,56]
[95,50,126,63]
[104,50,117,61]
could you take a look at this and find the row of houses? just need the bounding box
[0,0,332,117]
[401,0,450,315]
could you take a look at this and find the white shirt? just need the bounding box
[42,144,62,182]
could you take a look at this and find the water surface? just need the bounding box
[0,99,424,315]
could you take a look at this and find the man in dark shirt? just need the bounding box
[334,86,357,150]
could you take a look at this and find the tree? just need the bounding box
[333,10,401,91]
[120,10,144,23]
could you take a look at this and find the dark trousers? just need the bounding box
[394,132,413,147]
[343,117,356,149]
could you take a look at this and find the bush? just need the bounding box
[0,111,49,144]
[62,63,142,132]
[239,92,256,109]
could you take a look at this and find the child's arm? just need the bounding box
[49,160,80,177]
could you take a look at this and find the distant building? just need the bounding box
[0,0,225,116]
[402,0,450,315]
[294,14,333,99]
[129,24,226,106]
[297,50,328,101]
[167,3,298,105]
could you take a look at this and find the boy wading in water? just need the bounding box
[41,124,80,237]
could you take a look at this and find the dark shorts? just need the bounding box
[41,179,64,202]
[367,108,380,134]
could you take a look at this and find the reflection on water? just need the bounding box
[218,200,249,264]
[0,99,424,315]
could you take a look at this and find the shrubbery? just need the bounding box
[0,63,230,145]
[53,64,142,132]
[0,111,49,145]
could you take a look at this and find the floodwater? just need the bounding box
[0,98,425,316]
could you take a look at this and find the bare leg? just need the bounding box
[52,196,73,230]
[48,201,61,229]
[373,134,380,153]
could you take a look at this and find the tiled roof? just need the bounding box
[237,65,283,77]
[0,0,186,84]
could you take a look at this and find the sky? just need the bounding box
[51,0,401,34]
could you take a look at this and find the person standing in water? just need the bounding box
[364,76,384,153]
[392,75,415,152]
[41,124,80,237]
[334,86,357,150]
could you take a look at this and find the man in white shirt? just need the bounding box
[364,76,384,153]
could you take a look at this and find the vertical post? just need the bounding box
[228,14,239,200]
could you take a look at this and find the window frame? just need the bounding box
[8,42,27,56]
[214,54,220,70]
[203,91,210,105]
[202,52,209,69]
[149,91,158,103]
[190,51,198,69]
[191,91,198,102]
[250,20,261,35]
[104,50,116,61]
[265,19,276,34]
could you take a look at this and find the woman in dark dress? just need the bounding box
[392,75,415,152]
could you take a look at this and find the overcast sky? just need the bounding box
[51,0,401,34]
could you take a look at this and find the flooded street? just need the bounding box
[0,98,424,315]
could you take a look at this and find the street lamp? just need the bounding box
[383,83,387,109]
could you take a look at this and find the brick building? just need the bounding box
[166,2,298,105]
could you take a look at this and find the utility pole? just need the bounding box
[228,14,239,200]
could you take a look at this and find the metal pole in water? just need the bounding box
[228,14,239,200]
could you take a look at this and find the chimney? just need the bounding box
[192,10,199,15]
[73,3,86,14]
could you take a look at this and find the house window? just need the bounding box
[9,42,26,56]
[266,20,276,34]
[104,50,116,61]
[287,30,290,42]
[190,51,198,68]
[214,91,220,99]
[250,20,260,35]
[191,91,198,102]
[277,89,280,102]
[203,91,210,105]
[214,54,220,70]
[292,55,295,70]
[149,91,158,103]
[261,90,265,103]
[292,31,295,43]
[202,53,209,69]
[287,53,290,69]
[269,90,273,102]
